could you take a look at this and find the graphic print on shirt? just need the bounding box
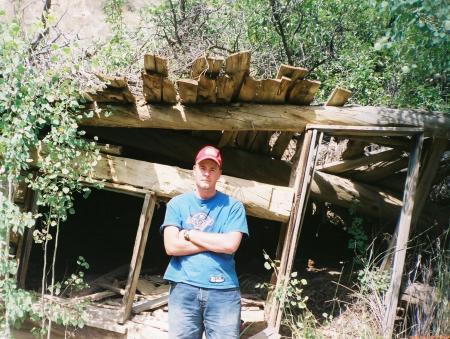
[186,212,214,231]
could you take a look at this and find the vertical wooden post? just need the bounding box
[382,133,423,338]
[17,190,39,288]
[267,129,323,332]
[118,192,156,324]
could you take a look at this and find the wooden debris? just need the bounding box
[99,143,123,156]
[177,79,198,104]
[86,74,136,104]
[136,279,169,296]
[225,51,251,99]
[276,64,308,82]
[191,55,224,78]
[325,87,352,107]
[288,79,321,105]
[271,132,295,159]
[197,75,217,103]
[352,157,409,183]
[142,73,162,103]
[132,295,169,314]
[74,291,116,302]
[144,54,168,76]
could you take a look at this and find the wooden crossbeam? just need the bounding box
[325,87,352,106]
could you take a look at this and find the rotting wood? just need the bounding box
[255,78,291,104]
[83,127,404,219]
[308,124,423,136]
[86,87,135,104]
[382,133,423,339]
[238,76,259,102]
[144,54,168,76]
[347,136,411,149]
[177,79,198,104]
[225,51,251,99]
[216,74,235,103]
[271,132,295,159]
[82,98,450,138]
[132,294,169,314]
[288,79,321,105]
[78,265,129,297]
[352,157,409,183]
[325,87,352,107]
[90,153,294,222]
[191,55,224,78]
[162,78,177,103]
[316,149,402,174]
[136,279,169,296]
[119,192,157,324]
[276,64,308,82]
[142,73,162,103]
[74,291,117,302]
[197,75,216,103]
[96,282,126,296]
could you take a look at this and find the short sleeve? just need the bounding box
[160,200,182,234]
[225,201,249,236]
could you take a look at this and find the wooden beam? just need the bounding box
[81,99,450,138]
[144,54,168,76]
[142,73,162,103]
[191,55,224,78]
[287,79,321,105]
[132,294,169,314]
[177,79,198,104]
[316,149,403,174]
[90,153,294,222]
[382,133,423,338]
[119,192,156,323]
[276,64,308,82]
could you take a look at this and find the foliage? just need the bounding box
[0,9,99,337]
[346,203,368,261]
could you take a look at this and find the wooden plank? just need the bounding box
[142,73,162,103]
[276,64,308,82]
[90,154,294,222]
[347,136,410,149]
[132,294,169,314]
[82,98,450,138]
[270,132,294,159]
[74,291,117,302]
[119,192,157,324]
[177,79,198,104]
[86,87,135,104]
[382,133,423,338]
[316,149,402,174]
[191,55,224,78]
[197,75,216,103]
[144,54,168,76]
[288,79,321,105]
[325,87,352,107]
[268,129,322,331]
[96,282,125,296]
[307,125,423,137]
[225,51,251,74]
[238,76,259,102]
[255,78,291,104]
[352,157,409,183]
[216,74,235,103]
[162,78,177,104]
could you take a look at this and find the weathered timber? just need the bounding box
[144,54,168,76]
[74,291,117,302]
[271,132,295,159]
[177,79,198,104]
[91,153,294,222]
[81,98,450,137]
[249,131,271,154]
[352,157,409,183]
[142,73,162,103]
[197,75,216,103]
[255,78,291,104]
[191,55,224,78]
[132,295,169,314]
[316,149,403,174]
[238,76,259,102]
[84,127,404,219]
[276,64,308,82]
[325,87,352,107]
[225,51,251,99]
[86,86,135,104]
[96,74,128,88]
[347,136,411,149]
[341,139,367,159]
[99,143,123,156]
[216,74,235,103]
[162,78,177,103]
[311,171,402,220]
[288,79,321,105]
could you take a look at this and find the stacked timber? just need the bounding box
[142,54,177,104]
[85,74,135,103]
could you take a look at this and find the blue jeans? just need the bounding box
[168,282,241,339]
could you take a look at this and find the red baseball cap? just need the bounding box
[195,146,222,167]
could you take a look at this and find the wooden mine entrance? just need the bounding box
[265,125,424,339]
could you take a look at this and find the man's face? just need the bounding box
[193,159,221,192]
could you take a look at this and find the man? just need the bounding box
[161,145,249,339]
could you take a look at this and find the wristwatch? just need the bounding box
[184,230,191,241]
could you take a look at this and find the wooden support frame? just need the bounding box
[266,125,424,338]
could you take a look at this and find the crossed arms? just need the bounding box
[163,226,243,256]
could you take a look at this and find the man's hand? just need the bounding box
[187,229,243,255]
[163,226,206,256]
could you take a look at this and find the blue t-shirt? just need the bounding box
[161,191,249,289]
